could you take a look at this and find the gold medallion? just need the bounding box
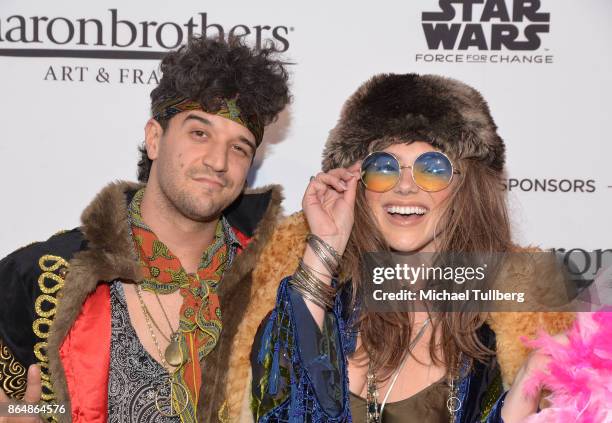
[164,333,185,367]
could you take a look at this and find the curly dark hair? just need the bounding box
[137,36,291,182]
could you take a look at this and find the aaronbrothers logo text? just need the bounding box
[0,9,292,60]
[416,0,552,64]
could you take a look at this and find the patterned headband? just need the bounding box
[152,97,264,145]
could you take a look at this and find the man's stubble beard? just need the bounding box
[158,170,234,224]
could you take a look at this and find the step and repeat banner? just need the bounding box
[0,0,610,259]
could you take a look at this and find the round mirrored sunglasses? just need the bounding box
[360,151,459,193]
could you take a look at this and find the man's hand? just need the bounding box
[0,364,42,422]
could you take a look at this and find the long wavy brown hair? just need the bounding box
[341,142,512,379]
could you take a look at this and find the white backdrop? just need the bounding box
[1,0,610,258]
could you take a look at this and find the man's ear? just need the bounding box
[144,118,163,160]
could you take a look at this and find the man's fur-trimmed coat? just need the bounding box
[0,181,282,422]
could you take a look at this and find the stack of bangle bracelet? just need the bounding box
[305,234,342,275]
[290,234,341,310]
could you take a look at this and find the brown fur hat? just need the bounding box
[322,73,505,172]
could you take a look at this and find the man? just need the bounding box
[0,36,290,423]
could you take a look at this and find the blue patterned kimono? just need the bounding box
[251,278,507,422]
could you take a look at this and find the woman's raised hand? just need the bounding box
[302,163,360,257]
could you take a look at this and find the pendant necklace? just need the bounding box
[135,284,189,416]
[136,284,186,367]
[151,288,185,368]
[446,353,463,423]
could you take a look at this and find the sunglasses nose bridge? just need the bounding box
[393,165,420,194]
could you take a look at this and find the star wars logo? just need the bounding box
[421,0,550,51]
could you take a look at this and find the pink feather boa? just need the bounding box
[521,311,612,423]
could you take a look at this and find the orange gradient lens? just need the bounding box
[360,152,401,193]
[361,151,454,193]
[412,152,454,192]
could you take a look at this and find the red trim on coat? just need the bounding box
[59,284,111,422]
[233,228,252,253]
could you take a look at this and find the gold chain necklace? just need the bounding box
[141,286,186,367]
[134,284,189,417]
[139,296,172,342]
[447,354,463,423]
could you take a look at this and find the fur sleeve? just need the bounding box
[488,247,575,388]
[225,212,309,421]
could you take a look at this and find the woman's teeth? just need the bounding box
[386,206,427,216]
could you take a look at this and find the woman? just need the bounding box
[227,74,573,422]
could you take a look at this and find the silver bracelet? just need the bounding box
[290,260,337,310]
[306,234,342,276]
[300,259,333,278]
